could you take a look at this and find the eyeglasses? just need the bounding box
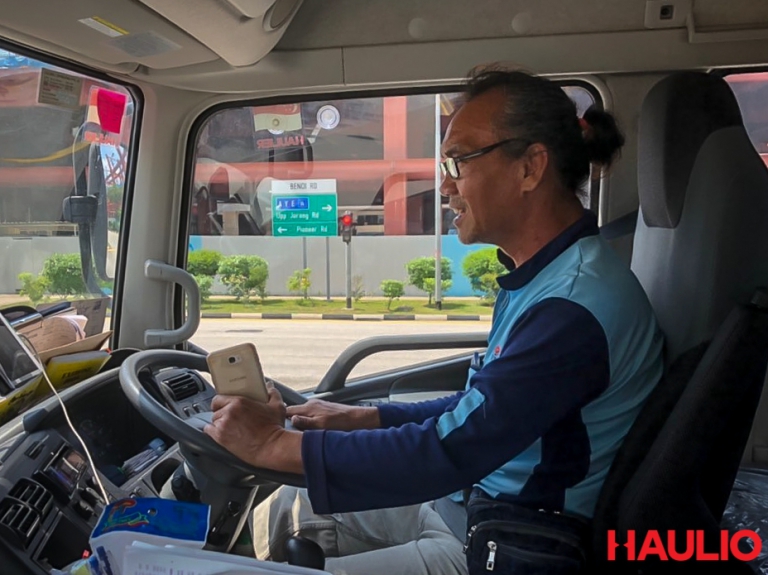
[439,137,529,179]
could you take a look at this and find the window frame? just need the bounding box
[0,38,144,347]
[175,79,603,332]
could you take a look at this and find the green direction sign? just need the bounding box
[271,179,338,237]
[273,222,338,237]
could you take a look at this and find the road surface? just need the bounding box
[191,318,489,390]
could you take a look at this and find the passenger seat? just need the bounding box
[591,72,768,574]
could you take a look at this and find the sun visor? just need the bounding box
[137,0,305,67]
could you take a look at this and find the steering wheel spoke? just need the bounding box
[119,350,306,487]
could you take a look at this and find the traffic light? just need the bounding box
[340,211,354,243]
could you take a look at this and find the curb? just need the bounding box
[203,312,490,321]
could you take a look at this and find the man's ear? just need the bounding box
[520,144,549,194]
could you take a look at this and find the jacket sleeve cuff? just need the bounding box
[302,429,331,514]
[377,403,411,428]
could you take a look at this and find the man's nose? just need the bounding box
[439,175,457,197]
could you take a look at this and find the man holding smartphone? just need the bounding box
[205,67,664,575]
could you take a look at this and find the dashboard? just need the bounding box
[0,366,199,574]
[0,333,470,575]
[0,429,105,572]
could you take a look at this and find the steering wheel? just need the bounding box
[119,349,307,487]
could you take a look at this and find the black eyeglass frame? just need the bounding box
[439,137,530,179]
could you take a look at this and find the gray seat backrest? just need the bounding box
[631,72,768,363]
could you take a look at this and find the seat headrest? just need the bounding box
[638,72,744,228]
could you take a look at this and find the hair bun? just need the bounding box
[582,105,625,168]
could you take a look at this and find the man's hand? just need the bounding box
[203,384,303,474]
[286,399,381,431]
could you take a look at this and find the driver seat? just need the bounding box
[590,72,768,573]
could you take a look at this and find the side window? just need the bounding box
[0,49,136,320]
[187,86,597,390]
[727,72,768,154]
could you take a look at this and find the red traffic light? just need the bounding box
[341,213,353,227]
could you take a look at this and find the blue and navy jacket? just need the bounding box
[303,210,664,518]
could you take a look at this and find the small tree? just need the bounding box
[218,255,269,303]
[352,275,366,303]
[194,275,213,304]
[18,273,48,305]
[380,280,405,310]
[287,268,312,300]
[423,278,453,303]
[188,249,222,277]
[462,247,506,301]
[406,256,452,305]
[42,253,87,295]
[250,265,269,302]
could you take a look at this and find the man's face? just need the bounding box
[440,90,526,246]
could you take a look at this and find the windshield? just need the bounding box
[0,48,136,423]
[187,86,597,390]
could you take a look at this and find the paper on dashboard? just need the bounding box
[17,314,89,353]
[71,296,110,336]
[37,331,112,364]
[36,296,110,337]
[122,543,331,575]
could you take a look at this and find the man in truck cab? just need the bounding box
[204,66,664,575]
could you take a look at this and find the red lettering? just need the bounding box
[695,530,719,561]
[607,530,636,561]
[256,135,305,149]
[638,530,669,561]
[730,530,762,562]
[627,530,636,560]
[607,531,619,561]
[721,530,730,560]
[667,530,695,561]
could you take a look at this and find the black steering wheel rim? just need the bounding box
[119,349,306,487]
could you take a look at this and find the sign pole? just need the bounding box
[345,242,352,310]
[325,236,331,301]
[434,94,443,310]
[302,237,308,270]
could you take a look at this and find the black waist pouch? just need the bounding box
[463,493,591,575]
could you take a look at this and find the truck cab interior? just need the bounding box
[1,1,768,573]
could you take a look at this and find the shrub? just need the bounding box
[423,278,453,303]
[406,256,452,305]
[18,273,48,305]
[42,253,87,295]
[218,255,269,302]
[380,280,405,310]
[352,275,366,303]
[194,275,213,304]
[287,268,312,300]
[462,247,506,300]
[187,249,222,277]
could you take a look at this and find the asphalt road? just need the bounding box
[191,319,489,390]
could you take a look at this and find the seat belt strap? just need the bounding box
[599,209,639,241]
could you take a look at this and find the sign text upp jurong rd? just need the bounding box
[271,179,338,237]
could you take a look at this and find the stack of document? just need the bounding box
[122,543,331,575]
[18,297,112,363]
[15,297,112,398]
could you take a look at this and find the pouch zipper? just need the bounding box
[483,539,582,570]
[464,519,585,562]
[486,541,497,571]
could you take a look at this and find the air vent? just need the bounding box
[10,480,53,517]
[0,500,40,548]
[163,372,201,402]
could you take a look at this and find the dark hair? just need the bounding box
[464,66,625,191]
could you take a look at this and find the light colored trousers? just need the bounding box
[251,486,468,575]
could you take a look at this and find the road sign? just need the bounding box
[273,223,337,237]
[271,179,338,237]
